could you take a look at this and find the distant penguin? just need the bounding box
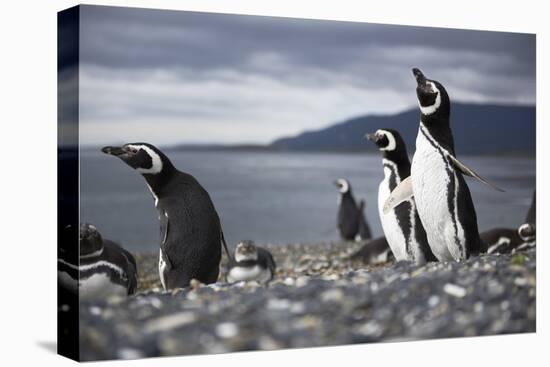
[384,68,503,262]
[334,178,360,240]
[227,240,276,284]
[350,236,395,265]
[481,227,523,255]
[102,143,231,289]
[58,223,138,299]
[356,200,372,241]
[367,129,436,264]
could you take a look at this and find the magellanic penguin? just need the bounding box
[356,200,372,241]
[481,227,523,255]
[334,178,360,241]
[227,240,276,284]
[102,143,231,289]
[57,223,138,299]
[384,68,503,262]
[350,236,395,265]
[367,129,436,264]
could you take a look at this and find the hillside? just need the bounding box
[270,103,535,155]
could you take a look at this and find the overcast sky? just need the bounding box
[72,5,535,145]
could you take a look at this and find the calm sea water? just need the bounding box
[80,150,536,253]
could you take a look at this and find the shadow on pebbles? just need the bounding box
[77,242,536,361]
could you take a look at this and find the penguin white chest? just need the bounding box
[79,273,127,300]
[412,129,460,261]
[227,265,271,284]
[378,173,408,261]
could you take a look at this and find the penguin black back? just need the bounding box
[102,143,226,288]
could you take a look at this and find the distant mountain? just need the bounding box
[270,103,536,156]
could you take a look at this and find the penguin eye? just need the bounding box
[128,147,138,154]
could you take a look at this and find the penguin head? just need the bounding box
[412,68,450,119]
[518,223,536,242]
[234,240,258,262]
[79,223,104,257]
[101,143,172,175]
[366,129,407,159]
[334,178,351,194]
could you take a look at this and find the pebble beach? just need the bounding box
[78,241,536,361]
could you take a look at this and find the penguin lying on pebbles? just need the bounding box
[482,228,523,254]
[367,129,436,264]
[356,200,372,241]
[334,178,360,241]
[102,143,231,289]
[350,237,395,265]
[227,240,276,284]
[384,68,503,262]
[483,190,536,254]
[58,223,138,299]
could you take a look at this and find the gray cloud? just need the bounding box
[76,5,535,145]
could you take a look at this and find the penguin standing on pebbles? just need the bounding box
[227,240,276,284]
[384,68,503,261]
[367,129,436,264]
[102,143,230,289]
[334,178,360,241]
[58,223,138,299]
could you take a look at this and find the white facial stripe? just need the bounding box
[80,248,104,259]
[377,129,396,151]
[487,237,511,254]
[336,179,349,193]
[79,260,125,278]
[127,144,163,174]
[419,82,441,115]
[146,183,159,207]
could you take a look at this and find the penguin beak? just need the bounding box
[366,133,378,142]
[412,67,427,85]
[333,180,340,187]
[101,146,126,157]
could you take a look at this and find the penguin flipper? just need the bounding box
[448,155,505,192]
[160,210,170,246]
[383,176,413,214]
